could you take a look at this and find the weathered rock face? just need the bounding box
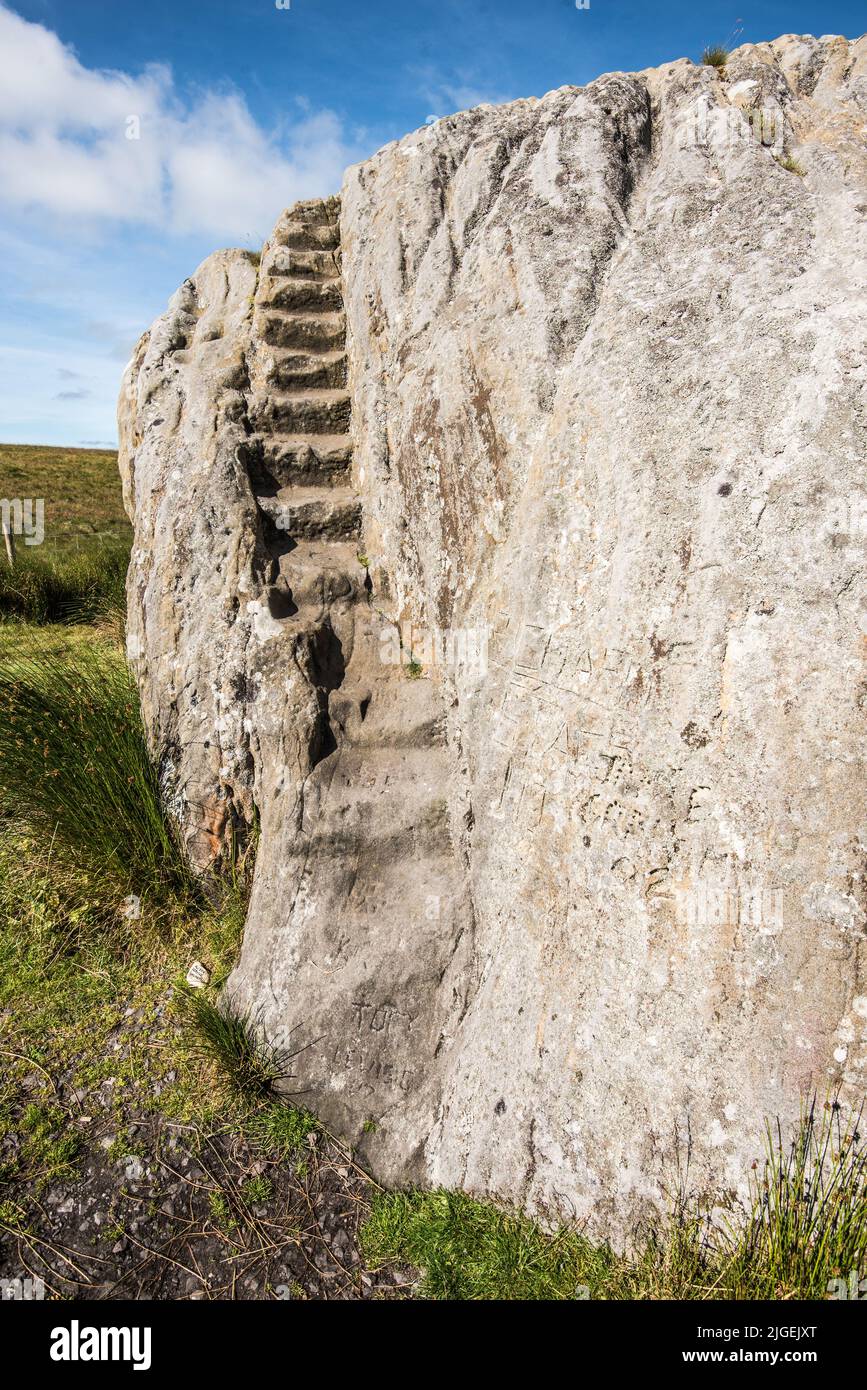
[120,198,476,1179]
[118,250,261,867]
[119,34,867,1243]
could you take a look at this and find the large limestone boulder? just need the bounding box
[119,251,262,868]
[119,34,867,1244]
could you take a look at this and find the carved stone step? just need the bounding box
[328,678,446,750]
[273,222,340,251]
[256,485,361,541]
[250,390,351,435]
[275,197,340,227]
[278,538,361,580]
[254,432,352,486]
[261,278,343,313]
[301,745,454,847]
[268,540,364,612]
[264,350,347,391]
[260,310,345,351]
[262,246,341,280]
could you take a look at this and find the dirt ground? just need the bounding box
[0,1112,414,1301]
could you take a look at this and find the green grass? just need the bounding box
[242,1175,273,1205]
[181,993,297,1100]
[0,545,128,624]
[0,443,130,624]
[723,1101,867,1299]
[701,46,729,70]
[208,1190,239,1232]
[0,733,254,1218]
[247,1100,319,1161]
[13,1103,81,1192]
[362,1188,612,1299]
[0,449,271,1239]
[0,629,192,907]
[775,154,805,176]
[0,816,253,1177]
[0,445,130,557]
[362,1101,867,1300]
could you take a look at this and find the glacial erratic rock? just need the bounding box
[119,34,867,1244]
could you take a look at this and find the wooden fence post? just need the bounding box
[2,521,15,569]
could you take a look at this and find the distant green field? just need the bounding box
[0,444,130,622]
[0,443,130,556]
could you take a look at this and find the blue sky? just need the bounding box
[1,0,864,446]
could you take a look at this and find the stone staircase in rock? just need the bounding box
[249,195,362,621]
[241,198,472,1146]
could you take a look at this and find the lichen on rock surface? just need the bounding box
[119,33,867,1244]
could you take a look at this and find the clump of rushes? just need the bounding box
[0,545,128,625]
[701,45,728,70]
[0,632,193,908]
[182,992,300,1100]
[405,657,423,679]
[723,1097,867,1299]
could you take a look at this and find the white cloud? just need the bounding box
[0,4,360,240]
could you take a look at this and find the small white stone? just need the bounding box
[186,961,211,989]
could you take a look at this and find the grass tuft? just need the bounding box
[248,1101,318,1160]
[0,630,193,907]
[701,45,729,70]
[775,154,805,176]
[724,1098,867,1299]
[181,993,297,1100]
[15,1103,81,1191]
[242,1175,273,1205]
